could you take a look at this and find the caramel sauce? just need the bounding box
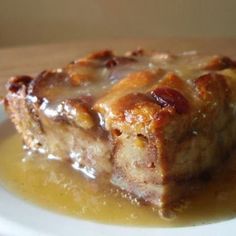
[1,122,236,227]
[38,52,214,120]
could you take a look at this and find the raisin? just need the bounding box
[150,87,189,114]
[8,75,33,93]
[105,56,137,68]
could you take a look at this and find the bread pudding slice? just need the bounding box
[4,49,236,214]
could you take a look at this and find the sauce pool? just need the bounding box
[1,123,236,227]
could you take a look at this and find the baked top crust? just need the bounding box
[8,50,236,132]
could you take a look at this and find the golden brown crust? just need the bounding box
[203,55,236,71]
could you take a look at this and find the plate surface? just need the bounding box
[0,105,235,236]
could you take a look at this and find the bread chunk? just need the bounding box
[4,50,236,213]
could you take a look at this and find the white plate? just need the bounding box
[0,105,235,236]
